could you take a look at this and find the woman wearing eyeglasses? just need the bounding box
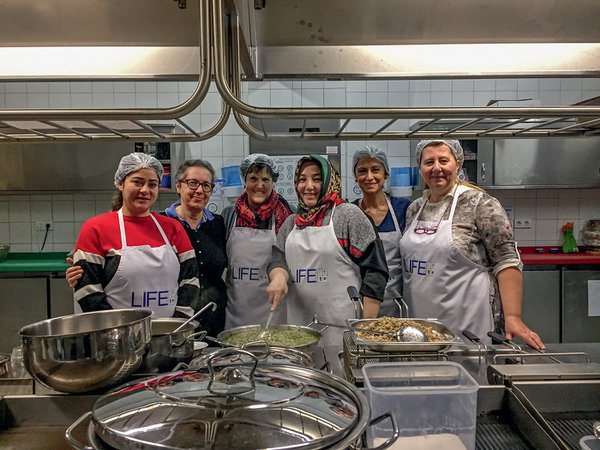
[70,153,200,319]
[352,146,411,317]
[221,154,294,329]
[400,140,544,349]
[163,160,228,336]
[67,158,225,336]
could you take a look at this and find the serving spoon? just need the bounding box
[174,302,217,332]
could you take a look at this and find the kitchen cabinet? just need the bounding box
[522,268,561,343]
[561,266,600,343]
[0,278,47,353]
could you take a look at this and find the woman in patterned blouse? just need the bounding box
[400,140,545,349]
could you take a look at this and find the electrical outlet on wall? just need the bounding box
[514,218,532,229]
[35,222,54,232]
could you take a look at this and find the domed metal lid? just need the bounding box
[91,348,368,450]
[189,342,314,369]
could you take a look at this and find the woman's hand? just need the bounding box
[65,257,84,288]
[505,314,545,350]
[266,268,289,310]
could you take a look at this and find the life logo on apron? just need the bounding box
[225,213,285,328]
[104,209,180,318]
[292,268,328,284]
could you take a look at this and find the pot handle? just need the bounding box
[172,330,208,348]
[65,411,94,450]
[360,412,399,450]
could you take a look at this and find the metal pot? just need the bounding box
[19,309,152,394]
[67,347,398,450]
[216,324,322,354]
[189,341,314,368]
[137,318,206,374]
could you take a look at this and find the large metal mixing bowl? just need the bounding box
[19,309,152,394]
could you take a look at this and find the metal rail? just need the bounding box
[0,1,230,143]
[0,0,600,142]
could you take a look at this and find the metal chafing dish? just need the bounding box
[347,318,462,353]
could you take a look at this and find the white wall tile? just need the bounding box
[114,81,135,93]
[582,78,600,90]
[135,92,158,108]
[410,92,431,106]
[247,89,270,106]
[302,88,324,107]
[474,91,495,106]
[324,88,346,107]
[409,80,431,92]
[135,81,157,93]
[52,201,74,222]
[366,80,388,92]
[431,80,452,92]
[539,91,561,105]
[9,222,32,243]
[388,92,410,106]
[517,79,540,91]
[388,80,410,92]
[26,93,49,108]
[157,92,179,107]
[71,93,93,108]
[560,91,583,105]
[474,79,495,91]
[30,201,53,223]
[200,92,222,114]
[431,92,452,106]
[5,82,26,93]
[496,79,518,91]
[114,93,136,107]
[560,79,583,91]
[347,92,366,107]
[346,81,366,92]
[366,92,387,107]
[580,197,600,218]
[157,81,179,93]
[53,222,75,244]
[271,89,293,107]
[452,79,474,92]
[0,202,8,222]
[8,199,31,222]
[92,93,115,108]
[70,81,92,93]
[201,136,224,157]
[74,201,96,222]
[26,82,49,93]
[49,94,71,108]
[536,219,560,243]
[0,223,9,242]
[452,91,474,106]
[557,197,580,220]
[536,198,557,219]
[540,78,561,90]
[5,93,27,108]
[222,135,245,157]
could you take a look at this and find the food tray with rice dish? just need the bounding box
[347,317,463,352]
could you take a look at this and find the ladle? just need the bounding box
[174,302,217,332]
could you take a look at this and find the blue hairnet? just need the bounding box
[415,140,464,166]
[239,153,280,182]
[114,152,164,188]
[352,146,390,176]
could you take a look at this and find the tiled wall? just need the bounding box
[1,77,599,251]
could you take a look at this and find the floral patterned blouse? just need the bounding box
[405,183,522,331]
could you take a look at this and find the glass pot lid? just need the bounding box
[91,348,369,450]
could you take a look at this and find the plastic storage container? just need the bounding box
[580,435,600,450]
[362,362,478,450]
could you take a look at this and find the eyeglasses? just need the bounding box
[180,179,214,192]
[412,197,452,235]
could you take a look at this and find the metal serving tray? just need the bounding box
[347,318,462,352]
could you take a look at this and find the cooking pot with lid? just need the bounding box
[66,348,398,450]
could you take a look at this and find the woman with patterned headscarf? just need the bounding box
[267,155,388,346]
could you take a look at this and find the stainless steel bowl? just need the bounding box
[19,309,152,393]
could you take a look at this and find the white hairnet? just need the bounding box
[352,146,390,176]
[239,153,280,182]
[114,152,164,188]
[415,140,464,166]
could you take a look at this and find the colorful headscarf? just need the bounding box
[294,155,345,227]
[234,190,292,233]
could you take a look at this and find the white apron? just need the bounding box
[399,185,494,342]
[285,206,361,347]
[103,209,180,318]
[376,194,403,317]
[225,214,286,328]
